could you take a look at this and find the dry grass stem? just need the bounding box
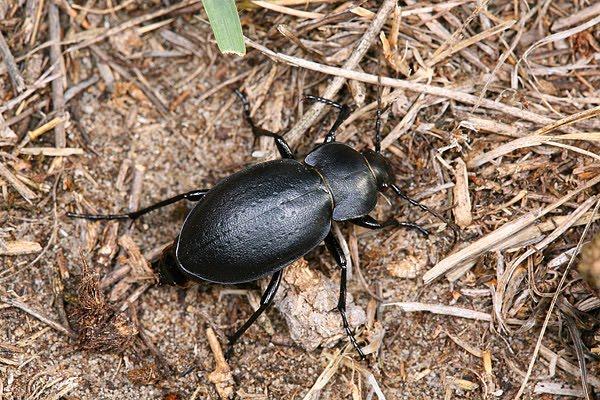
[0,160,37,202]
[382,301,492,322]
[452,158,472,228]
[0,240,41,256]
[18,147,83,156]
[0,31,25,94]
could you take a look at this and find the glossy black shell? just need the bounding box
[305,143,378,220]
[175,159,333,284]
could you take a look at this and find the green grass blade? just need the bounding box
[202,0,246,56]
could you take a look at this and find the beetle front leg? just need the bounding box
[225,269,283,358]
[390,184,460,244]
[67,189,209,220]
[234,90,295,159]
[324,231,365,360]
[350,215,429,237]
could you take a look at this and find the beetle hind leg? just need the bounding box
[67,189,209,221]
[225,270,283,358]
[324,231,366,360]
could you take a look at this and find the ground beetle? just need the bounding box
[68,91,456,359]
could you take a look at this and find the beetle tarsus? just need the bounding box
[324,231,366,359]
[396,222,429,237]
[224,342,234,360]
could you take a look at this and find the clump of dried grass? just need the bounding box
[66,260,137,353]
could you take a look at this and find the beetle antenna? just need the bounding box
[375,78,383,153]
[391,184,460,246]
[375,100,382,154]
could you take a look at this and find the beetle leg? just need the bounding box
[67,189,209,220]
[390,184,460,245]
[225,270,283,358]
[304,95,351,144]
[234,90,295,159]
[324,231,366,360]
[350,215,429,237]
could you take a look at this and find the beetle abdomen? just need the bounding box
[176,160,333,284]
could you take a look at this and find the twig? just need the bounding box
[0,297,76,338]
[206,327,234,399]
[48,2,66,148]
[0,240,42,256]
[382,301,492,322]
[128,163,145,214]
[27,117,68,141]
[428,18,516,67]
[533,382,583,397]
[54,0,90,28]
[469,105,600,168]
[551,3,600,31]
[539,345,600,389]
[302,348,345,400]
[64,75,100,102]
[0,112,17,144]
[194,69,253,103]
[0,31,25,94]
[29,0,45,46]
[18,147,84,156]
[452,158,472,228]
[132,68,170,117]
[0,161,37,202]
[0,66,60,113]
[118,283,151,312]
[71,0,135,15]
[265,0,396,151]
[251,0,323,19]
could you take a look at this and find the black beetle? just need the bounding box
[68,91,456,358]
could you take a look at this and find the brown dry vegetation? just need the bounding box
[1,0,599,399]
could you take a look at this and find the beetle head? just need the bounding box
[362,149,395,190]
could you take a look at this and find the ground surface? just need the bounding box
[1,1,599,399]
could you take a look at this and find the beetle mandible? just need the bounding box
[68,91,456,359]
